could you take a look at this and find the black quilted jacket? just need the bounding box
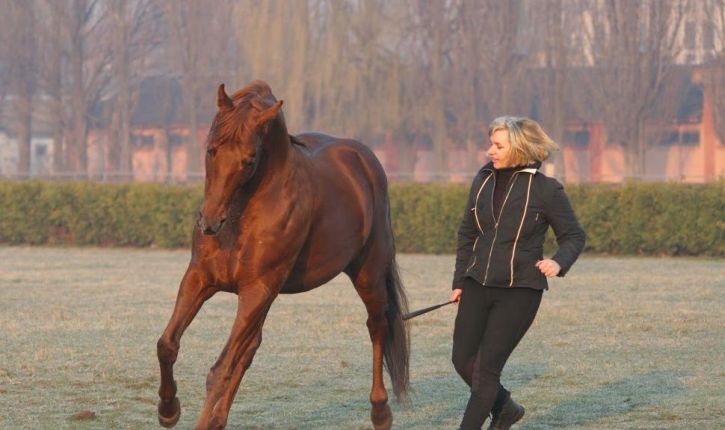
[452,162,586,291]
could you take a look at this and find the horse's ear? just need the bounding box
[217,84,233,112]
[256,100,284,125]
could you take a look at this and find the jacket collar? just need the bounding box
[480,161,540,175]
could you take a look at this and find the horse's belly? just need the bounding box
[279,218,361,294]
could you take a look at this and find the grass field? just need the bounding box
[0,247,723,429]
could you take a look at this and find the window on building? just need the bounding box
[35,144,47,157]
[658,131,699,146]
[659,132,679,146]
[684,21,696,51]
[703,24,715,51]
[169,133,183,147]
[681,131,699,146]
[565,130,590,148]
[132,135,154,147]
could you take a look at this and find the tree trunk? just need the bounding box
[15,86,32,178]
[49,49,64,175]
[116,0,132,175]
[184,79,200,180]
[70,47,88,177]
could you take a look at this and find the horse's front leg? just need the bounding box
[195,286,277,430]
[157,267,215,428]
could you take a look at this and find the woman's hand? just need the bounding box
[536,259,561,277]
[450,288,463,303]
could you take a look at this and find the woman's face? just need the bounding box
[487,129,512,169]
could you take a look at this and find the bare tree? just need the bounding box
[3,1,38,177]
[585,0,687,178]
[162,0,233,179]
[536,0,571,180]
[36,0,67,175]
[409,0,455,174]
[161,0,204,179]
[106,0,161,176]
[232,0,311,131]
[57,0,115,178]
[449,0,493,173]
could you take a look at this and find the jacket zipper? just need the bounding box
[473,173,493,236]
[509,174,534,286]
[466,236,480,271]
[483,174,519,284]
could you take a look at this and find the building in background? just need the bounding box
[0,0,723,183]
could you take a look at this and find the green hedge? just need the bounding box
[0,181,722,256]
[0,181,202,248]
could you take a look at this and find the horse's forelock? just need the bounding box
[231,81,275,106]
[209,82,277,148]
[209,105,248,148]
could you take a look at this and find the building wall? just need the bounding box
[0,132,54,177]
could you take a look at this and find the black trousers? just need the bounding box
[452,278,542,429]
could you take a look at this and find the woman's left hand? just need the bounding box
[536,259,561,277]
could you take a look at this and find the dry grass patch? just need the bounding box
[0,247,722,429]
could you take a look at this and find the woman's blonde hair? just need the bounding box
[488,116,559,166]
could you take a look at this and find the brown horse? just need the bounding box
[156,81,409,430]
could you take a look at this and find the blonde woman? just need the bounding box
[449,117,585,429]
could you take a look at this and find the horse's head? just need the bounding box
[198,82,284,235]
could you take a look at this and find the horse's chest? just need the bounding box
[203,250,244,292]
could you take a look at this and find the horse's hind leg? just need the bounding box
[157,266,214,428]
[349,251,398,430]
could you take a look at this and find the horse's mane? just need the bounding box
[210,81,278,147]
[230,80,275,107]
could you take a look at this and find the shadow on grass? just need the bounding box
[400,362,549,429]
[518,370,685,429]
[224,362,549,429]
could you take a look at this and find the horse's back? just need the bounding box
[280,132,392,293]
[293,132,385,176]
[295,132,388,217]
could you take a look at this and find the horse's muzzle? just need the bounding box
[198,214,226,236]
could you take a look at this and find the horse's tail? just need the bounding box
[384,257,410,403]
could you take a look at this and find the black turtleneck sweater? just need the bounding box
[492,166,519,221]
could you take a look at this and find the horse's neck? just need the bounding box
[227,133,295,220]
[255,128,295,189]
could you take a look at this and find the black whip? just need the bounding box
[402,300,455,321]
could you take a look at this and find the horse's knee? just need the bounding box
[157,337,178,364]
[205,368,219,394]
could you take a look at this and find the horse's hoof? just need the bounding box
[158,397,181,428]
[371,403,392,430]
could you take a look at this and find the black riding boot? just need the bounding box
[487,396,525,430]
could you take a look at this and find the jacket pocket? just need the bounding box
[520,209,546,238]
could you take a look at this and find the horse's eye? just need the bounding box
[206,148,216,157]
[243,157,256,168]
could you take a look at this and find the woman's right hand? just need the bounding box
[450,288,463,303]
